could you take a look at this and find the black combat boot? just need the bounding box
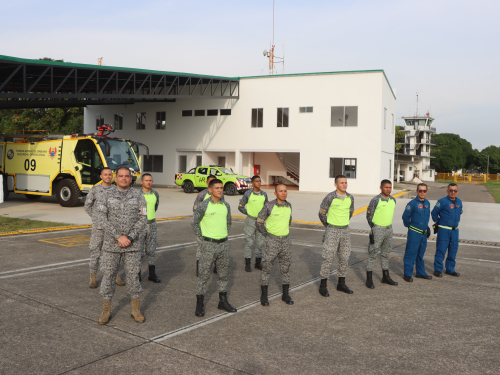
[403,275,413,282]
[218,292,237,312]
[319,278,330,297]
[245,258,252,272]
[337,277,353,294]
[148,265,161,283]
[281,284,294,305]
[196,260,199,277]
[366,271,375,289]
[213,264,217,274]
[255,257,262,270]
[381,269,398,285]
[195,295,205,317]
[138,271,142,282]
[260,285,269,306]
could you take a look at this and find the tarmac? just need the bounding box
[0,183,499,374]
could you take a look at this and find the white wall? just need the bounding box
[84,71,396,194]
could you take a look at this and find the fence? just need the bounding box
[435,173,500,184]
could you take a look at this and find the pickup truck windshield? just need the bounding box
[98,139,140,171]
[218,167,236,175]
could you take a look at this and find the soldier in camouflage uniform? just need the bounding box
[256,183,294,306]
[193,174,224,276]
[318,175,355,297]
[139,173,161,283]
[96,167,148,325]
[365,179,398,288]
[192,178,236,317]
[84,167,124,288]
[238,175,268,272]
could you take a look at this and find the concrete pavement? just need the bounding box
[1,218,499,374]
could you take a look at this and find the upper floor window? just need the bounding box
[136,112,146,130]
[207,109,218,116]
[95,114,104,130]
[182,110,192,117]
[114,114,123,130]
[195,110,205,117]
[331,106,358,127]
[277,108,289,127]
[156,112,166,130]
[220,109,231,116]
[384,108,387,129]
[299,107,313,113]
[251,108,263,127]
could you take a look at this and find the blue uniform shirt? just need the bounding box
[402,197,431,231]
[431,196,463,227]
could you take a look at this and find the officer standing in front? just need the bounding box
[256,183,294,307]
[431,183,463,277]
[318,175,355,297]
[365,179,398,288]
[192,178,236,317]
[84,167,123,288]
[193,174,224,276]
[97,167,147,325]
[139,173,161,283]
[238,175,268,272]
[402,183,432,282]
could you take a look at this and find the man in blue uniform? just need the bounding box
[402,183,432,282]
[431,183,463,277]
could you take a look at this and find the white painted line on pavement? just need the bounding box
[0,258,90,275]
[0,263,86,279]
[152,270,338,343]
[460,257,500,264]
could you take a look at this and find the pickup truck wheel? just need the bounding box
[238,190,245,195]
[25,194,42,200]
[56,179,81,207]
[224,182,237,196]
[183,181,195,194]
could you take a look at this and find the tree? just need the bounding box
[431,133,474,172]
[394,126,405,152]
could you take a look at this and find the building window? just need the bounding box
[195,110,205,117]
[391,114,394,134]
[136,112,146,130]
[329,158,357,178]
[182,110,192,117]
[207,109,218,116]
[251,108,263,127]
[331,106,358,127]
[384,108,387,129]
[430,170,433,177]
[144,155,163,173]
[155,112,166,130]
[196,155,202,167]
[114,114,123,130]
[299,107,313,113]
[220,109,231,116]
[95,114,104,130]
[409,166,413,171]
[277,108,289,127]
[389,159,392,180]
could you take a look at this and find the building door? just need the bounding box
[218,156,226,167]
[178,155,187,172]
[196,155,202,167]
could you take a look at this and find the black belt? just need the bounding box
[203,236,228,243]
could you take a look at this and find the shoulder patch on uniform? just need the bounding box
[436,201,441,207]
[406,205,411,211]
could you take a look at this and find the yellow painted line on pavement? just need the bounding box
[39,235,91,247]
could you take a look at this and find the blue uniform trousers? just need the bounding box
[434,228,459,273]
[404,229,428,277]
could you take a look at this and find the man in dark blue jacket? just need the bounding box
[402,183,432,282]
[431,183,463,277]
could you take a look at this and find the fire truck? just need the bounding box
[0,125,148,207]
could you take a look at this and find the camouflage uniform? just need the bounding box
[239,189,268,259]
[366,194,396,272]
[84,184,116,273]
[256,200,293,286]
[192,198,232,295]
[139,189,160,265]
[193,188,225,260]
[318,191,354,279]
[97,187,147,300]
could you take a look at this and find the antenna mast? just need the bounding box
[262,0,284,75]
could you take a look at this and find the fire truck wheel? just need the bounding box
[25,194,42,200]
[224,182,237,196]
[56,179,81,207]
[183,181,194,194]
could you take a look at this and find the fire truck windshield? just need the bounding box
[98,139,140,171]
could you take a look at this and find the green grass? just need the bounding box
[483,182,500,203]
[0,216,68,232]
[435,179,456,184]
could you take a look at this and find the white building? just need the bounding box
[394,114,436,182]
[84,70,396,195]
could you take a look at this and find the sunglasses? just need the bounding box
[449,189,458,192]
[418,190,427,193]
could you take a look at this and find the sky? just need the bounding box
[1,0,498,150]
